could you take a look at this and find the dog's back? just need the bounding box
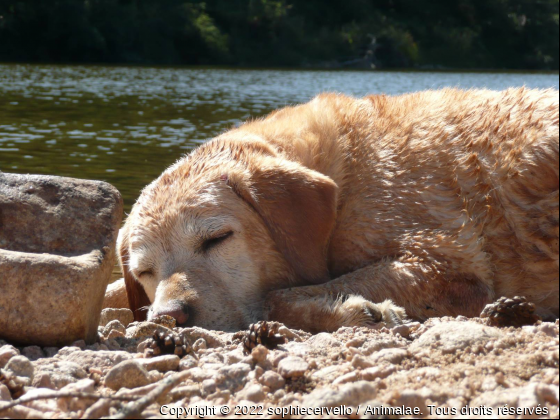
[244,88,559,318]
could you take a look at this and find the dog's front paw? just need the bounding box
[337,295,406,329]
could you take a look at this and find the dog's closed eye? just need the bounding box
[202,231,234,252]
[137,269,154,278]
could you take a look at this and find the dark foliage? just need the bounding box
[0,0,558,69]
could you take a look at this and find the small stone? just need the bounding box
[182,367,213,383]
[57,379,96,411]
[148,370,164,383]
[361,365,397,381]
[5,355,34,380]
[99,308,134,328]
[35,373,55,390]
[21,346,45,361]
[126,322,174,340]
[304,381,377,408]
[104,360,151,391]
[32,361,88,389]
[391,324,412,338]
[71,340,87,350]
[274,389,286,400]
[214,363,252,392]
[308,333,342,349]
[103,320,126,338]
[369,348,408,365]
[107,329,125,339]
[393,390,428,415]
[138,355,180,372]
[201,379,217,396]
[180,327,225,348]
[151,315,177,329]
[352,354,374,369]
[193,338,207,352]
[332,371,360,385]
[345,337,366,348]
[251,345,269,365]
[238,383,266,403]
[169,385,201,400]
[0,345,20,368]
[179,356,198,371]
[0,384,11,401]
[224,350,244,365]
[43,347,59,358]
[58,349,132,371]
[278,326,303,342]
[278,356,309,379]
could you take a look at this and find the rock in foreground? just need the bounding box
[0,173,122,346]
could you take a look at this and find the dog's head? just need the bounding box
[119,135,338,330]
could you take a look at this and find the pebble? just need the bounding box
[393,389,428,414]
[125,322,174,340]
[215,363,252,392]
[369,348,409,365]
[193,338,208,352]
[58,349,132,371]
[260,371,286,391]
[5,355,34,380]
[32,361,88,389]
[99,308,134,328]
[304,381,378,408]
[104,360,152,390]
[150,315,177,329]
[138,355,180,372]
[278,356,309,379]
[351,354,374,369]
[179,355,198,371]
[57,379,96,411]
[361,365,397,381]
[308,333,342,349]
[103,320,127,338]
[180,327,225,348]
[238,383,266,403]
[21,346,45,361]
[0,345,20,368]
[0,384,11,401]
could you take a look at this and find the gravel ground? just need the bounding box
[0,312,558,419]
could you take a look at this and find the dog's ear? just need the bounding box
[118,223,151,322]
[228,158,338,284]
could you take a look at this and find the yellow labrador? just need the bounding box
[117,88,559,332]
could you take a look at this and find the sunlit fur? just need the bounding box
[118,88,559,332]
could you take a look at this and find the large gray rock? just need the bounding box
[0,173,123,346]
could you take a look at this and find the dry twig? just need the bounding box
[108,371,190,419]
[0,391,138,415]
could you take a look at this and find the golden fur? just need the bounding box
[116,88,559,332]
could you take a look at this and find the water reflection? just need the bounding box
[1,64,558,212]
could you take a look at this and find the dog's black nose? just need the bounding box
[152,301,189,325]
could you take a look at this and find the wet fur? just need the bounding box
[117,88,559,332]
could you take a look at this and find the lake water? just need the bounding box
[1,64,558,213]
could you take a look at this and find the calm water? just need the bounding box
[1,64,558,213]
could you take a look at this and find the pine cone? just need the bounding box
[243,321,286,354]
[481,296,541,328]
[144,330,191,358]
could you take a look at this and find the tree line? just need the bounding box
[0,0,558,70]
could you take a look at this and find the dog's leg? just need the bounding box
[264,258,493,333]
